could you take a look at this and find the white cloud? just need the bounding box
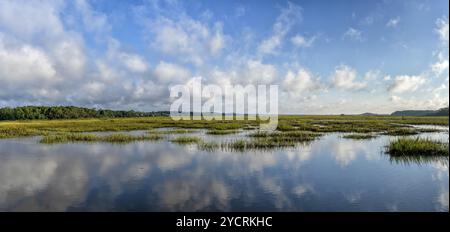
[154,61,191,84]
[331,65,367,90]
[74,0,111,34]
[258,2,302,55]
[431,58,449,76]
[388,75,426,94]
[119,53,148,73]
[282,68,320,93]
[386,17,400,28]
[436,17,449,43]
[390,93,448,110]
[343,27,363,41]
[291,35,316,48]
[0,41,57,85]
[244,60,277,84]
[143,3,228,66]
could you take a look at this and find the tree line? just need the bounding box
[0,106,169,120]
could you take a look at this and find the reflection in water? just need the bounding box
[388,155,449,167]
[0,132,448,212]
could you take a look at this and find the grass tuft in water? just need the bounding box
[40,133,162,144]
[197,141,220,151]
[249,131,322,142]
[386,137,449,156]
[148,129,195,134]
[342,133,378,140]
[222,138,296,151]
[206,129,240,135]
[384,128,419,136]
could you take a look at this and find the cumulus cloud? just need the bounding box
[388,75,426,94]
[331,65,367,90]
[290,35,316,48]
[436,17,449,43]
[139,1,228,66]
[258,2,302,55]
[282,68,320,93]
[431,57,449,76]
[154,61,191,84]
[386,17,400,28]
[343,27,363,41]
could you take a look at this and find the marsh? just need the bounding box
[0,117,448,212]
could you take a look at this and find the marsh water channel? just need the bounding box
[0,126,448,211]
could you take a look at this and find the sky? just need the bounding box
[0,0,448,114]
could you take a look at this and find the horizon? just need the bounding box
[1,104,448,116]
[0,0,449,114]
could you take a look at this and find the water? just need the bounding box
[0,130,448,212]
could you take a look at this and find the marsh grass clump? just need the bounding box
[222,138,296,151]
[171,136,202,144]
[249,131,322,142]
[102,134,162,143]
[342,133,378,140]
[197,141,220,151]
[384,128,419,136]
[206,129,240,135]
[148,129,195,134]
[40,133,162,144]
[387,137,449,157]
[0,127,42,139]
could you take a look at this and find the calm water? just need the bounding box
[0,130,448,212]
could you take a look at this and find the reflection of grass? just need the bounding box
[1,115,448,139]
[40,133,162,144]
[171,136,202,144]
[343,133,378,140]
[389,154,449,166]
[387,138,449,156]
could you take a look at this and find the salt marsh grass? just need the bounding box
[40,133,162,144]
[343,134,378,140]
[387,137,449,157]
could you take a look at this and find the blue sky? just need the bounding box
[0,0,448,114]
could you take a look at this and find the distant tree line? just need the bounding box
[0,106,169,120]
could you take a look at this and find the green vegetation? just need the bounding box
[171,136,202,144]
[0,115,447,140]
[249,131,322,142]
[206,129,240,135]
[0,106,168,120]
[384,128,419,136]
[221,138,296,151]
[40,133,162,144]
[148,129,195,134]
[386,138,449,157]
[342,133,378,140]
[197,141,220,151]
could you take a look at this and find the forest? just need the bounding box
[0,106,169,120]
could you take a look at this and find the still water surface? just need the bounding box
[0,130,448,211]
